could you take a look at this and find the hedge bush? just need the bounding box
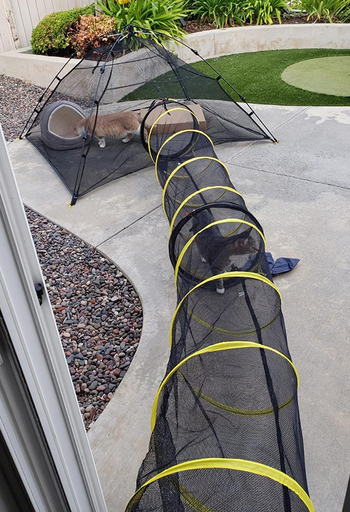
[31,5,95,56]
[68,14,116,57]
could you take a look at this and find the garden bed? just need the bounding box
[1,24,350,91]
[182,14,328,33]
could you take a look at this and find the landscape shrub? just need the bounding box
[68,14,116,56]
[31,5,95,55]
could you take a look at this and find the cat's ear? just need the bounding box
[239,226,253,239]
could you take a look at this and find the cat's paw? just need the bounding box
[216,287,225,295]
[98,141,106,148]
[122,138,130,143]
[201,256,207,263]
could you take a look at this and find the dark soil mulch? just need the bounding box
[183,15,328,33]
[183,19,217,33]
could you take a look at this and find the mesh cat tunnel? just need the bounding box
[124,100,314,512]
[21,25,276,205]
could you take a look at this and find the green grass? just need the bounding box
[193,48,350,106]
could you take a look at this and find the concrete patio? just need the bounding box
[8,103,350,512]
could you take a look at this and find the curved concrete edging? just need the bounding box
[176,24,350,63]
[0,24,349,89]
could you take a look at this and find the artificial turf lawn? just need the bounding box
[192,48,350,106]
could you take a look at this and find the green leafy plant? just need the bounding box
[189,0,287,27]
[31,5,95,55]
[96,0,187,43]
[190,0,247,27]
[245,0,288,24]
[68,14,116,56]
[336,0,350,20]
[300,0,350,20]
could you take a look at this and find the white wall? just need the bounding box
[0,0,90,53]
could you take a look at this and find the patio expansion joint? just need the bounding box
[232,162,350,191]
[273,105,310,131]
[227,106,310,163]
[95,203,162,249]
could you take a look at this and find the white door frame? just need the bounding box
[0,125,108,512]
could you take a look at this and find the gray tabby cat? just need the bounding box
[189,210,258,294]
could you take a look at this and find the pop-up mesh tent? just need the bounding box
[21,26,276,205]
[123,102,314,511]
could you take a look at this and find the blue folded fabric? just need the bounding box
[265,252,300,276]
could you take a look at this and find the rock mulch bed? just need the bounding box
[0,74,44,142]
[26,207,142,430]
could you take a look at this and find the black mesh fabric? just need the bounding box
[169,205,262,267]
[170,275,287,365]
[129,468,310,512]
[141,348,304,486]
[124,98,312,511]
[21,30,275,204]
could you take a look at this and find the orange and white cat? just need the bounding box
[74,111,141,148]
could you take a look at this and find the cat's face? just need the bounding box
[234,235,258,254]
[73,121,85,137]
